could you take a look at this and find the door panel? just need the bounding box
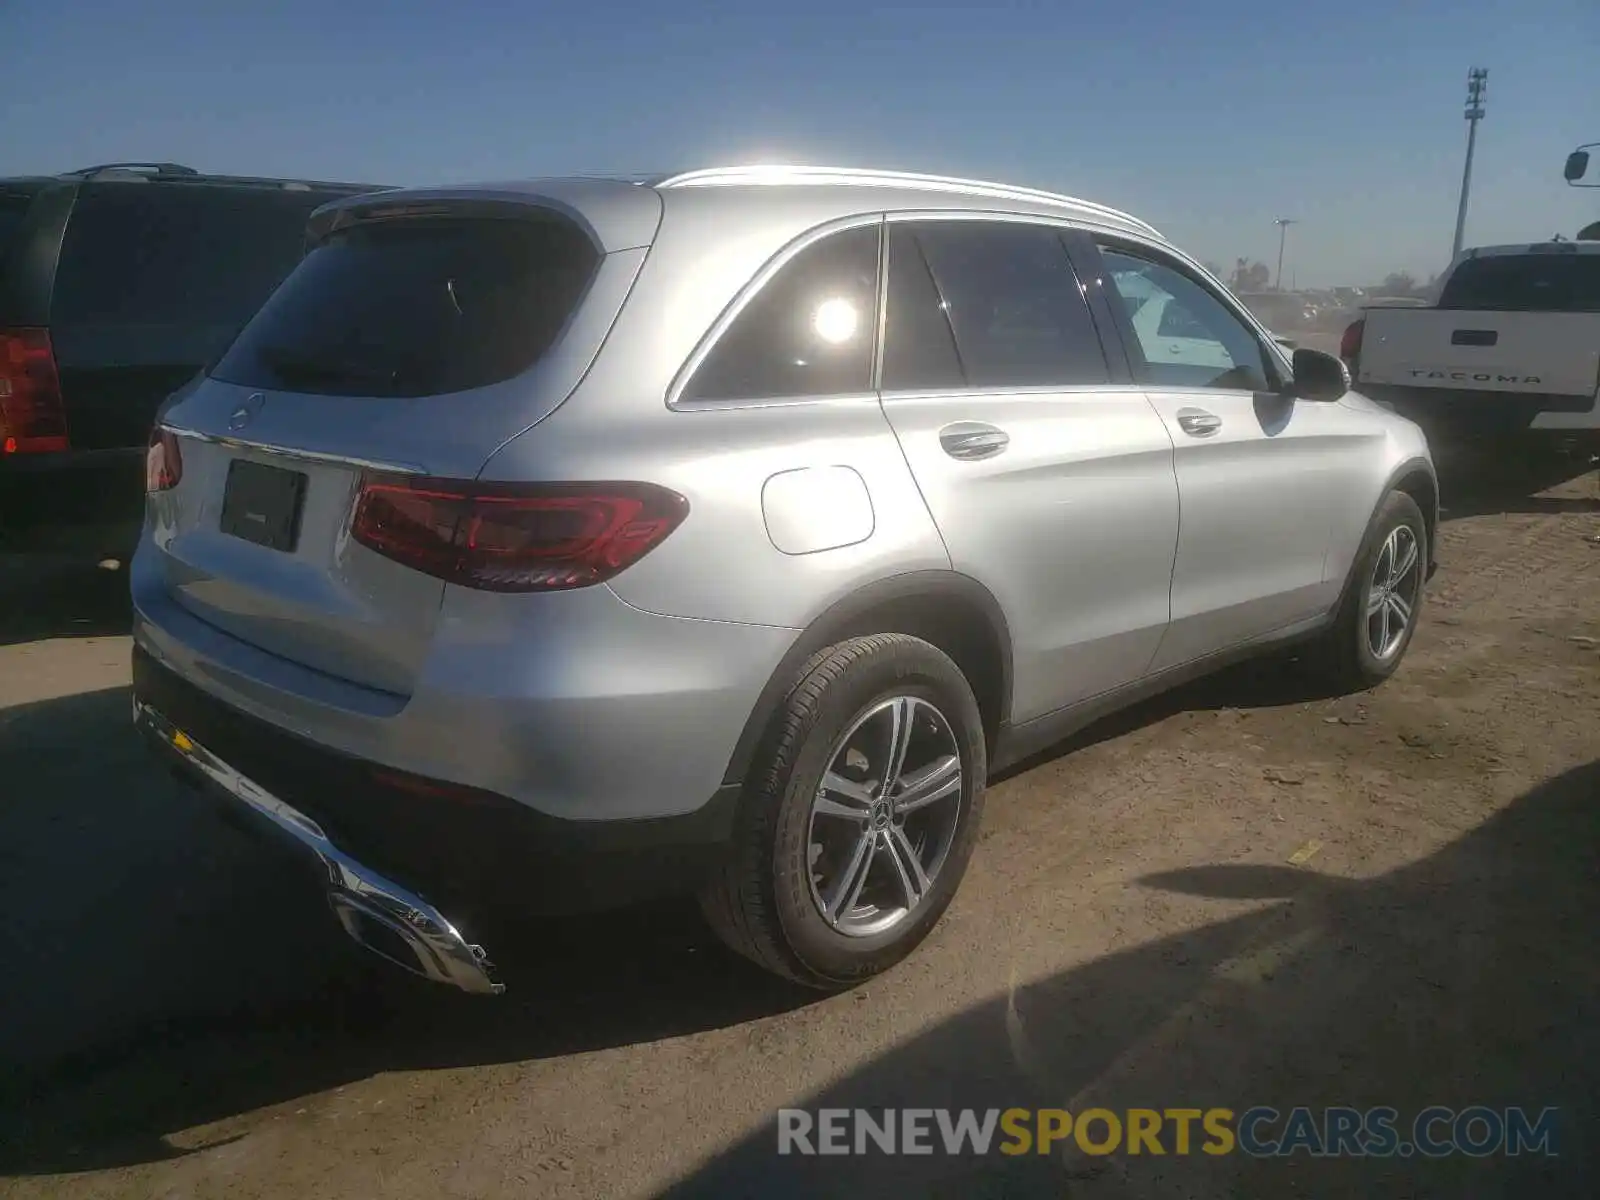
[884,390,1179,720]
[880,219,1179,721]
[1141,388,1346,668]
[1095,242,1344,669]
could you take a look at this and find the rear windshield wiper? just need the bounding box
[256,346,414,391]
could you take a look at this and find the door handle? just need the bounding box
[939,422,1010,460]
[1175,409,1223,438]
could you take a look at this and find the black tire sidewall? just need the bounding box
[1347,491,1427,681]
[767,640,986,985]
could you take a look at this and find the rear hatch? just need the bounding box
[1357,252,1600,398]
[149,184,661,695]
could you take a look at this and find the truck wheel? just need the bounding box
[700,634,987,989]
[1315,490,1427,690]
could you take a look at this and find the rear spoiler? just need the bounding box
[304,180,664,253]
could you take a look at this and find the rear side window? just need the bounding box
[50,183,337,326]
[1438,253,1600,312]
[909,221,1109,388]
[684,223,881,402]
[213,215,599,397]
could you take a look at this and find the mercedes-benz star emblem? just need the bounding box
[229,393,265,431]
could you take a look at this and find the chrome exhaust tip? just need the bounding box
[135,697,505,996]
[321,854,505,995]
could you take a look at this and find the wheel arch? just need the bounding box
[1386,456,1439,575]
[721,571,1013,788]
[1330,455,1438,618]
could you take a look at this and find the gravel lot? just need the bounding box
[2,465,1596,1198]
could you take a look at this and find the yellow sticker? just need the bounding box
[172,730,195,753]
[1287,839,1322,866]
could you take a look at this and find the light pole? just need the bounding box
[1451,67,1488,260]
[1273,218,1297,290]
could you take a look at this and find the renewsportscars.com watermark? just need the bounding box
[776,1106,1560,1159]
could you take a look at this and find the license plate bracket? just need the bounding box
[220,460,307,552]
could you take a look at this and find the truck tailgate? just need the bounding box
[1357,309,1600,398]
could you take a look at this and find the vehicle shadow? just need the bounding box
[656,760,1599,1198]
[2,666,1591,1185]
[995,650,1351,783]
[0,684,815,1176]
[0,555,132,646]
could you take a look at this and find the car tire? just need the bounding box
[699,633,987,989]
[1313,489,1428,691]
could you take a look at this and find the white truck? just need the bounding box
[1341,241,1600,460]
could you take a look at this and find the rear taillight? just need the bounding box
[1339,317,1365,363]
[146,427,183,492]
[349,475,689,592]
[0,328,70,455]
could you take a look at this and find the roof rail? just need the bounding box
[67,162,199,180]
[62,162,385,193]
[654,165,1162,238]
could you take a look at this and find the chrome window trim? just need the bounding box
[878,382,1149,403]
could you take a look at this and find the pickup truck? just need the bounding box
[1340,242,1600,458]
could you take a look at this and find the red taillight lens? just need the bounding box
[0,328,70,455]
[1339,318,1365,363]
[146,427,183,492]
[349,475,689,591]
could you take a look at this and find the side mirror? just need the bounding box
[1565,149,1590,184]
[1290,347,1350,402]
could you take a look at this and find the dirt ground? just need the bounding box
[1,465,1596,1198]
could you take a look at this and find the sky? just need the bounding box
[4,0,1596,287]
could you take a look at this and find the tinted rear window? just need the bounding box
[1438,253,1600,312]
[212,215,599,398]
[50,182,344,326]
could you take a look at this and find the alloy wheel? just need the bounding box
[1366,524,1422,660]
[805,695,965,938]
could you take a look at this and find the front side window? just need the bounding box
[684,223,881,402]
[893,220,1109,389]
[1100,246,1273,392]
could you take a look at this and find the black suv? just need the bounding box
[0,163,385,556]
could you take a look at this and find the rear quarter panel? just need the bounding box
[480,393,951,629]
[478,189,954,630]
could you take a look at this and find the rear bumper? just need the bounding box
[132,643,745,928]
[130,538,793,824]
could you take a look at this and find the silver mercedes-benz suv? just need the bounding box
[132,166,1438,996]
